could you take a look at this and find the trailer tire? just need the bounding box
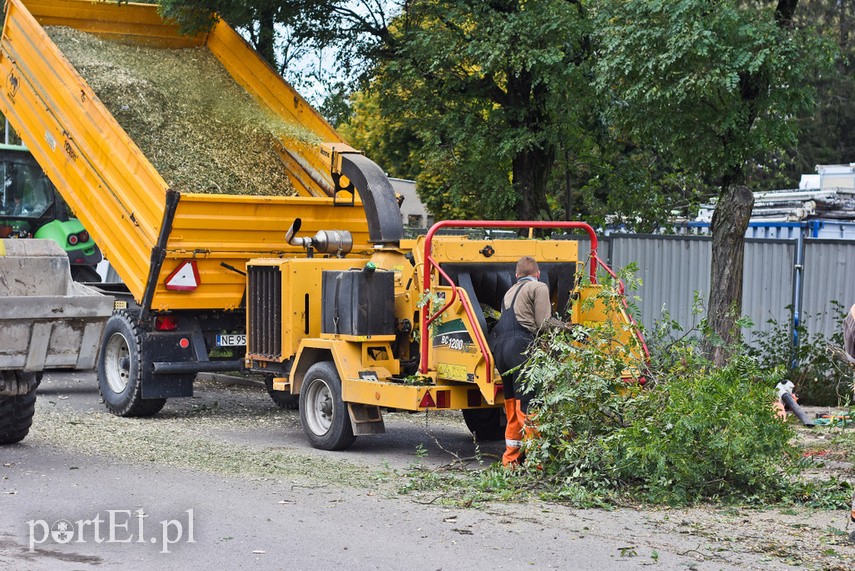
[0,373,39,445]
[463,407,506,441]
[299,361,355,451]
[264,376,299,410]
[97,311,166,417]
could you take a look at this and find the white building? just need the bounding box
[389,177,431,229]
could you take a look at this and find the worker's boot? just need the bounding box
[502,398,525,467]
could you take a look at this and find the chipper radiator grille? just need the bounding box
[248,265,282,360]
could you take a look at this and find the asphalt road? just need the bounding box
[0,372,842,570]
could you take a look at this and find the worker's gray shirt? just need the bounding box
[502,278,551,334]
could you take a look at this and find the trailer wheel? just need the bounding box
[463,407,506,441]
[299,362,355,451]
[0,373,39,445]
[97,311,166,417]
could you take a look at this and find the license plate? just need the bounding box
[216,334,246,347]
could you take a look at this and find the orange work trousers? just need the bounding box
[502,398,537,467]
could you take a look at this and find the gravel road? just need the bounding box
[1,371,852,570]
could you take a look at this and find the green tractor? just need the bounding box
[0,144,102,282]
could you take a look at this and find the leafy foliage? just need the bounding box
[592,0,833,190]
[156,0,385,96]
[786,0,855,180]
[591,0,834,363]
[363,0,593,221]
[398,281,851,511]
[337,89,421,181]
[519,281,801,504]
[158,0,298,70]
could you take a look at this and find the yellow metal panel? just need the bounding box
[573,284,643,362]
[428,286,496,404]
[155,244,369,313]
[319,333,397,342]
[0,0,167,302]
[436,362,468,382]
[167,194,370,252]
[430,237,579,264]
[24,0,207,47]
[342,378,498,412]
[246,259,370,359]
[361,343,400,376]
[292,338,361,387]
[295,325,505,412]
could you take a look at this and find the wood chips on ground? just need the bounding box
[47,26,319,196]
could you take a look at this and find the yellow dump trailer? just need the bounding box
[0,0,371,313]
[0,0,390,413]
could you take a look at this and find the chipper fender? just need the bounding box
[291,340,389,450]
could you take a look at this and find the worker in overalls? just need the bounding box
[491,256,552,467]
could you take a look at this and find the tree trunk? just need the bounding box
[705,185,754,366]
[701,2,796,365]
[512,146,554,220]
[506,72,554,220]
[256,9,277,68]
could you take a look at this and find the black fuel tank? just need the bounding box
[321,268,395,336]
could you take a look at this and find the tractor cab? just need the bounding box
[0,144,102,281]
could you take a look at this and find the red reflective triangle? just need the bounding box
[165,260,200,291]
[419,391,436,408]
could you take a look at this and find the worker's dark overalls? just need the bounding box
[490,277,537,466]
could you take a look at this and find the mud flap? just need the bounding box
[348,403,385,435]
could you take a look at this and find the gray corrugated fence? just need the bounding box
[800,240,855,339]
[600,234,851,347]
[609,235,712,338]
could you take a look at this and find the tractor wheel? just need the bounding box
[463,407,506,441]
[0,372,39,445]
[264,376,299,410]
[97,310,166,417]
[299,362,355,451]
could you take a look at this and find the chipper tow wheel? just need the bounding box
[97,310,165,417]
[299,361,355,451]
[462,407,506,442]
[0,372,40,445]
